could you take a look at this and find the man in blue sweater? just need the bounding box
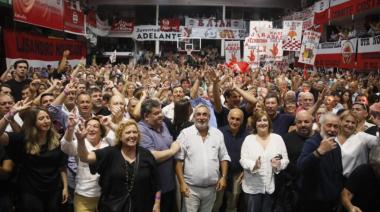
[297,113,344,212]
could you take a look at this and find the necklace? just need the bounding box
[124,160,136,194]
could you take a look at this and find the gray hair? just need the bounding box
[193,104,210,117]
[140,99,161,119]
[369,146,380,167]
[319,112,339,126]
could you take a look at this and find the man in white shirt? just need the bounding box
[175,104,230,212]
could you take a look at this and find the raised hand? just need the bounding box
[253,156,261,171]
[317,137,337,155]
[67,113,78,130]
[75,122,87,142]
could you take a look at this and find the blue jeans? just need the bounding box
[245,193,273,212]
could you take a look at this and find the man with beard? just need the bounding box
[274,111,314,211]
[297,113,344,212]
[175,105,230,212]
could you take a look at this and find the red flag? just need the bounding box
[303,67,309,80]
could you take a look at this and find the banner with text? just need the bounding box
[243,37,260,68]
[185,18,245,29]
[330,0,355,20]
[249,21,273,37]
[225,41,241,64]
[298,30,321,65]
[315,38,358,69]
[134,26,182,41]
[13,0,64,31]
[265,29,283,61]
[3,30,86,68]
[160,18,180,32]
[63,0,85,34]
[356,35,380,70]
[283,21,303,51]
[188,27,247,40]
[111,19,135,33]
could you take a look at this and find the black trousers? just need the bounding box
[161,189,177,212]
[17,190,62,212]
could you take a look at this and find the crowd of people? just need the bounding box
[0,48,380,212]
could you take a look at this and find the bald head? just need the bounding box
[295,111,313,138]
[228,108,244,133]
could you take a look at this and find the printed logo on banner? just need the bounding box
[299,30,321,65]
[283,21,303,51]
[341,40,354,64]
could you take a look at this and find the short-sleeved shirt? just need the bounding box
[345,164,380,212]
[5,79,31,101]
[89,146,159,212]
[6,132,67,193]
[175,125,231,187]
[138,121,175,193]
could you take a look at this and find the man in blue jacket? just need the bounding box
[297,113,344,212]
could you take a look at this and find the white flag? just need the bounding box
[109,50,117,63]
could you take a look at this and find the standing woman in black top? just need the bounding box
[0,104,69,212]
[76,119,161,212]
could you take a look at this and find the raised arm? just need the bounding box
[76,123,96,164]
[58,50,70,73]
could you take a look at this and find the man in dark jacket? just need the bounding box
[297,113,344,212]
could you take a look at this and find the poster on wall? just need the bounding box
[3,30,86,68]
[298,30,321,65]
[225,41,241,64]
[63,0,85,34]
[185,18,245,29]
[249,21,272,37]
[282,21,303,51]
[13,0,64,31]
[189,27,247,40]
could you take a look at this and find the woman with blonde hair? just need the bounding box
[240,110,289,212]
[0,105,69,211]
[76,120,161,212]
[336,110,380,178]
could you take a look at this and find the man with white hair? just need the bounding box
[175,104,230,212]
[297,92,315,112]
[297,113,344,212]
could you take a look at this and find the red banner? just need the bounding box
[160,18,180,32]
[315,39,357,69]
[314,0,330,25]
[356,35,380,70]
[63,0,85,34]
[4,30,86,68]
[86,9,97,27]
[111,19,134,33]
[354,0,380,14]
[329,0,355,20]
[13,0,64,31]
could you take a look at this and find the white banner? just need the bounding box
[188,27,247,40]
[298,30,321,65]
[243,37,260,68]
[357,35,380,53]
[283,21,303,51]
[225,41,241,63]
[185,17,245,29]
[266,29,283,61]
[133,25,182,41]
[249,21,272,37]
